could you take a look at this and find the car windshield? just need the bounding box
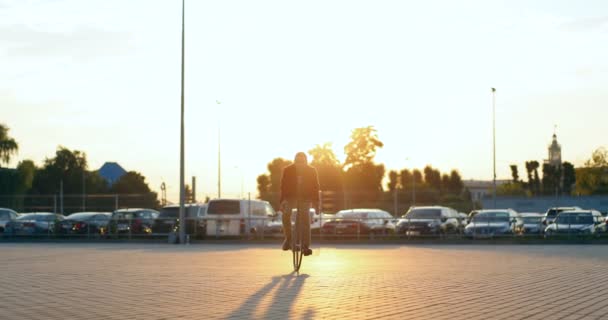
[0,211,11,219]
[522,217,542,223]
[404,208,441,219]
[67,213,96,221]
[555,214,593,225]
[472,212,510,222]
[112,212,139,220]
[207,201,241,215]
[17,214,59,221]
[159,207,179,218]
[337,211,368,219]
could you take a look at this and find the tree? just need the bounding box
[309,143,344,207]
[412,169,423,184]
[441,174,450,194]
[0,124,18,167]
[110,171,159,208]
[497,182,528,196]
[309,143,340,167]
[585,147,608,168]
[343,126,383,170]
[399,169,412,188]
[30,147,91,195]
[575,148,608,195]
[510,165,519,183]
[423,165,441,191]
[255,158,292,208]
[257,174,271,201]
[542,163,557,195]
[110,171,153,194]
[387,170,399,192]
[562,162,575,195]
[530,161,541,195]
[448,170,464,195]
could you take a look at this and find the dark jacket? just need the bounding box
[280,164,320,203]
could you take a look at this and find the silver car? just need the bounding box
[464,209,520,239]
[544,210,605,238]
[5,212,65,236]
[515,212,544,235]
[0,208,18,233]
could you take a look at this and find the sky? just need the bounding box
[2,0,608,202]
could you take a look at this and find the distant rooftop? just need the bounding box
[98,162,127,186]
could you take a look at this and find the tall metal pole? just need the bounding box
[178,0,186,244]
[492,87,497,209]
[218,126,221,198]
[412,170,416,206]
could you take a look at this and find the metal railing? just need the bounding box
[2,215,607,242]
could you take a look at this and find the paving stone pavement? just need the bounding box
[1,243,608,320]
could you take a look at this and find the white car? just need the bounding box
[544,210,605,237]
[464,209,520,239]
[205,199,274,237]
[515,212,544,235]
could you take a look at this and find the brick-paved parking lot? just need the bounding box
[1,243,608,320]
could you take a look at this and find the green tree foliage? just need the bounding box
[542,163,558,195]
[575,147,608,195]
[448,170,464,195]
[562,162,575,195]
[387,170,399,192]
[256,174,270,201]
[110,171,159,208]
[0,124,18,167]
[399,169,412,188]
[308,143,344,200]
[256,158,292,207]
[497,182,528,196]
[343,126,383,170]
[510,165,519,183]
[423,165,441,190]
[30,147,101,195]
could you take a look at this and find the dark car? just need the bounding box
[396,206,461,236]
[59,212,111,236]
[321,209,395,238]
[108,208,159,236]
[0,208,19,233]
[152,204,207,239]
[5,213,64,236]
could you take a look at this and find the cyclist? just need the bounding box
[280,152,320,256]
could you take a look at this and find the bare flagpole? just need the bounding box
[492,87,497,209]
[178,0,186,244]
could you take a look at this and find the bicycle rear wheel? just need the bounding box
[292,209,303,272]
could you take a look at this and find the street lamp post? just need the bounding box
[178,0,186,244]
[492,87,497,209]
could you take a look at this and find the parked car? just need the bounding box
[541,207,582,226]
[59,212,111,236]
[544,210,605,238]
[151,204,207,238]
[396,206,461,236]
[108,208,159,236]
[0,208,19,233]
[5,212,64,236]
[321,209,395,238]
[464,209,520,239]
[205,199,274,237]
[515,212,544,235]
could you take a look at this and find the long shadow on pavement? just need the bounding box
[224,273,313,319]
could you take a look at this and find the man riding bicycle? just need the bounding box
[280,152,320,256]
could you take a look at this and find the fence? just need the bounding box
[2,214,607,242]
[0,193,159,214]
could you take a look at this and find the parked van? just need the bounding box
[205,199,275,237]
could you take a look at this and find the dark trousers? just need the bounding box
[282,200,311,248]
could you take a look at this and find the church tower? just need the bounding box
[547,133,562,168]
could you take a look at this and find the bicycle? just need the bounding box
[291,202,306,273]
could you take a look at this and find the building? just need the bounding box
[463,179,510,202]
[545,132,562,168]
[97,162,127,186]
